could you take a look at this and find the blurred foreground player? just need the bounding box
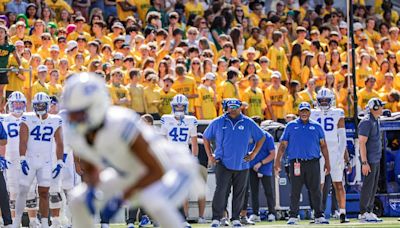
[62,73,202,228]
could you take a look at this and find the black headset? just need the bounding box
[368,99,380,111]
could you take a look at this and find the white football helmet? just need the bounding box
[316,88,335,111]
[8,91,26,114]
[32,92,51,116]
[170,94,189,118]
[61,73,109,134]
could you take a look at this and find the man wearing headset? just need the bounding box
[358,98,385,223]
[203,98,265,227]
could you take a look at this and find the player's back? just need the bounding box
[23,112,62,165]
[160,114,198,145]
[1,114,22,160]
[310,108,344,145]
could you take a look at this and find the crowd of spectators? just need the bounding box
[0,0,399,121]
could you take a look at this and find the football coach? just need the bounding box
[203,98,265,227]
[274,102,330,225]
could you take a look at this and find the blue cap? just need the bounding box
[298,102,311,111]
[224,98,242,109]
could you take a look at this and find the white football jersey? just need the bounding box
[160,114,198,146]
[66,106,193,188]
[22,112,62,166]
[310,108,344,149]
[0,114,22,160]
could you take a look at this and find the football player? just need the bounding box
[310,88,349,223]
[160,94,199,227]
[2,92,40,228]
[14,92,64,228]
[61,73,201,228]
[48,96,81,228]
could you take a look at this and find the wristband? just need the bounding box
[361,161,368,165]
[20,155,26,160]
[56,159,64,167]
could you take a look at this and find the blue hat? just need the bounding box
[224,98,242,110]
[298,102,311,111]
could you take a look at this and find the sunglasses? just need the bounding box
[42,37,50,40]
[189,32,197,35]
[200,21,206,24]
[192,62,200,65]
[260,61,268,63]
[377,52,384,55]
[236,10,243,12]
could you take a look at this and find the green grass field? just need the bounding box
[107,218,400,227]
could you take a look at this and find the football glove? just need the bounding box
[100,193,124,222]
[0,156,10,170]
[85,186,98,215]
[52,160,63,179]
[20,157,29,175]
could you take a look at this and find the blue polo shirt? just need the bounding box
[280,118,325,161]
[249,131,275,176]
[203,113,265,171]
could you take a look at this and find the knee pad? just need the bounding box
[25,198,38,210]
[49,192,63,209]
[10,199,15,210]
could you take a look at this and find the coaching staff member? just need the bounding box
[203,98,265,227]
[275,102,330,225]
[359,98,385,223]
[0,119,11,227]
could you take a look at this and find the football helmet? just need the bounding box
[61,73,109,134]
[8,91,26,114]
[32,92,51,116]
[316,88,335,111]
[170,94,188,119]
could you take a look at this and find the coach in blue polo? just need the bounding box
[203,98,265,227]
[274,102,331,225]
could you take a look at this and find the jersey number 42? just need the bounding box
[30,126,54,142]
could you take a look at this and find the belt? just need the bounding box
[292,158,319,162]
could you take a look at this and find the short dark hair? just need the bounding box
[272,31,283,43]
[129,68,141,79]
[227,67,239,80]
[389,91,400,102]
[175,64,186,76]
[141,114,154,125]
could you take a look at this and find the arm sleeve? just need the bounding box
[251,121,265,142]
[203,120,216,141]
[159,116,168,136]
[280,124,290,142]
[317,124,325,140]
[338,127,347,153]
[358,120,371,137]
[265,133,275,151]
[189,118,198,137]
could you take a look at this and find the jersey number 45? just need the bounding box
[169,127,189,142]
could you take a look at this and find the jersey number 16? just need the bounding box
[317,117,334,131]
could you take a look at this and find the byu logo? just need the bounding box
[238,125,244,130]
